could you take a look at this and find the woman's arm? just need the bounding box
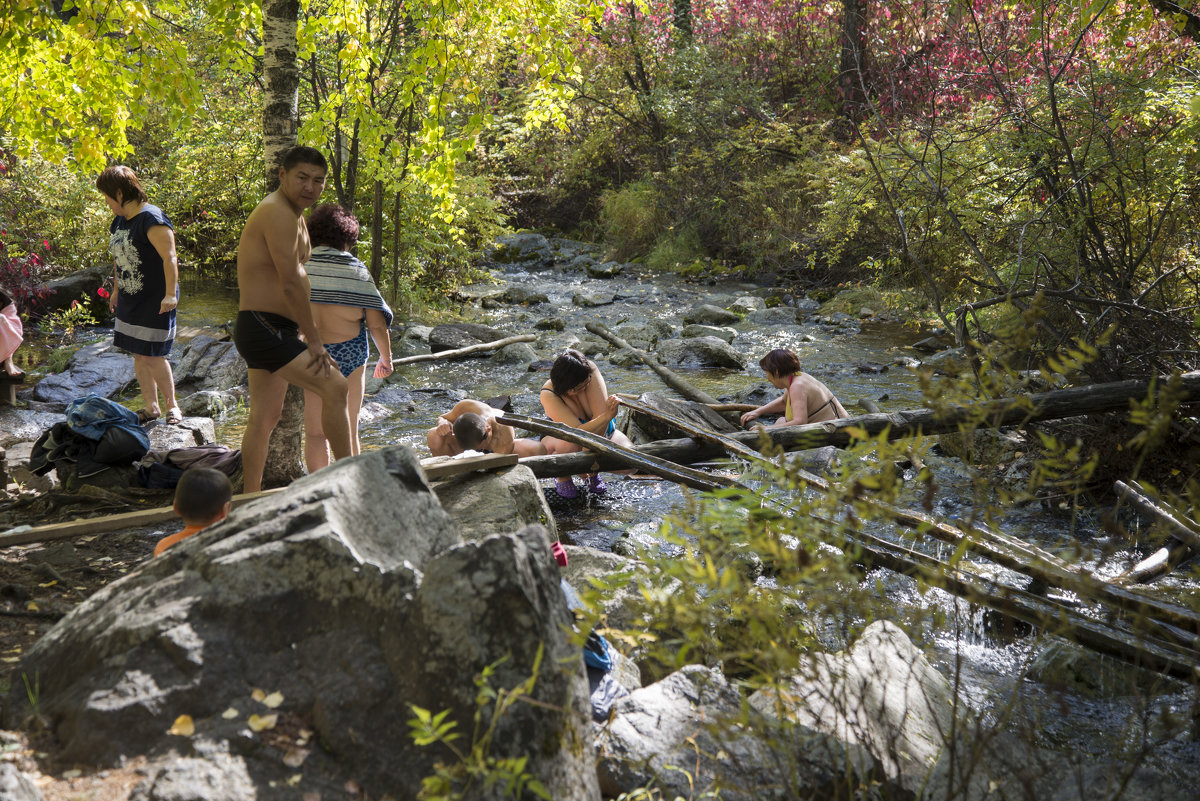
[741,393,785,425]
[146,225,179,315]
[539,385,617,436]
[109,264,119,312]
[364,308,393,378]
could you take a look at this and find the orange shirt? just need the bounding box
[154,524,208,557]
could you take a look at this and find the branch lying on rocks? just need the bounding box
[497,412,736,493]
[585,322,723,407]
[1116,480,1200,584]
[392,334,536,365]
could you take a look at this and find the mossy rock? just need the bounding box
[819,286,887,316]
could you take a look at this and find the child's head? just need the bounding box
[174,467,234,527]
[759,348,800,379]
[549,349,592,395]
[452,413,489,451]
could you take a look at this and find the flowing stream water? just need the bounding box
[21,254,1200,784]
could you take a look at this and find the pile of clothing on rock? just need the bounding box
[29,394,240,492]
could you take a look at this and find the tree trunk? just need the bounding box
[261,0,306,484]
[672,0,692,44]
[839,0,867,122]
[263,385,306,488]
[262,0,300,191]
[370,178,384,283]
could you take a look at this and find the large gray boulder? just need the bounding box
[656,336,746,370]
[30,341,135,406]
[429,323,511,353]
[0,408,64,448]
[0,762,43,801]
[683,303,742,326]
[489,233,555,269]
[432,463,556,542]
[130,750,256,801]
[749,620,954,794]
[172,335,247,392]
[145,417,217,450]
[560,546,660,635]
[4,447,599,801]
[597,665,872,801]
[30,264,108,316]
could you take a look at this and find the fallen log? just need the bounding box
[618,395,770,466]
[392,334,536,366]
[1115,480,1200,584]
[1121,542,1195,585]
[852,530,1200,682]
[585,322,724,406]
[0,487,286,547]
[530,369,1200,460]
[1116,480,1200,552]
[497,412,735,493]
[615,393,754,414]
[0,454,520,547]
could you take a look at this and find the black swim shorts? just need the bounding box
[233,310,308,372]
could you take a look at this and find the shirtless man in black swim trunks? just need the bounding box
[234,146,351,492]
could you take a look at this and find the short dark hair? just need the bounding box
[453,413,488,450]
[549,349,593,395]
[307,203,360,250]
[95,165,148,205]
[759,348,800,377]
[174,467,233,524]
[279,145,327,172]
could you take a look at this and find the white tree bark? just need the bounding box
[261,0,306,484]
[262,0,300,191]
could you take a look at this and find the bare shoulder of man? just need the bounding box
[259,202,305,276]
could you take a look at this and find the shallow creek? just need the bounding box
[22,256,1200,781]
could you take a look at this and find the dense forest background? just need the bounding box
[2,0,1199,383]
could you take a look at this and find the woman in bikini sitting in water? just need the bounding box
[539,349,634,498]
[740,348,848,428]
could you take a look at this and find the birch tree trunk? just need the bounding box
[263,0,300,191]
[261,0,306,486]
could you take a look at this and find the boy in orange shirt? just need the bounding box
[154,467,233,557]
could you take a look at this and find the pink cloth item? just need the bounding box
[0,302,22,363]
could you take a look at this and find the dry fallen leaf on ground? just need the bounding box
[248,713,278,732]
[221,707,239,719]
[262,691,284,708]
[168,715,195,736]
[283,747,310,767]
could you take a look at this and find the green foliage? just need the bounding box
[409,649,551,801]
[600,180,663,260]
[42,294,99,341]
[589,447,901,686]
[0,1,205,170]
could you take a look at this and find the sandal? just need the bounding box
[136,408,160,424]
[165,407,183,425]
[554,478,580,500]
[586,475,607,495]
